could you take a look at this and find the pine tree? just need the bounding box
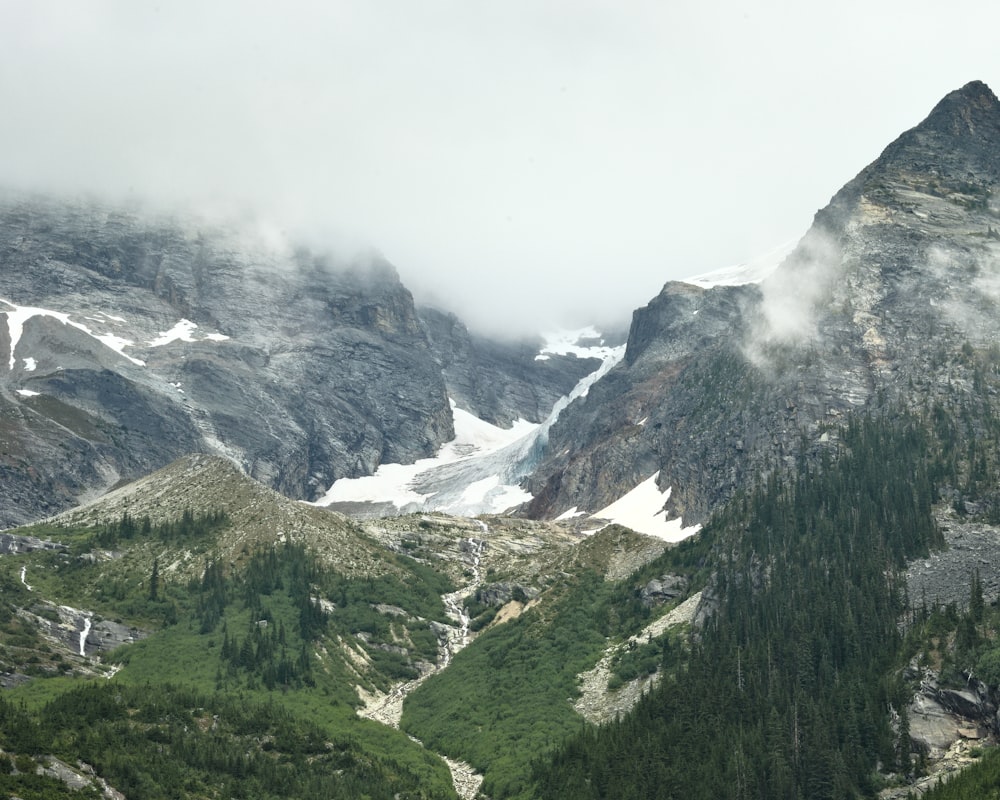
[149,557,160,601]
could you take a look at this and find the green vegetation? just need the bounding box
[401,548,689,798]
[607,629,684,691]
[531,413,946,800]
[0,512,459,799]
[0,682,450,800]
[913,746,1000,799]
[11,357,1000,798]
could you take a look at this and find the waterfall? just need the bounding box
[80,616,92,657]
[20,565,31,591]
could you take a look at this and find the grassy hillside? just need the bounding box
[0,510,460,799]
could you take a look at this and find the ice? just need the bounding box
[311,405,539,512]
[313,341,625,517]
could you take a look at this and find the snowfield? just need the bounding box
[682,239,797,288]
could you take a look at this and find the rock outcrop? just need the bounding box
[419,306,605,427]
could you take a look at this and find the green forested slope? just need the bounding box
[532,414,950,800]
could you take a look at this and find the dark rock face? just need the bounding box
[475,582,540,607]
[640,574,688,608]
[526,81,1000,524]
[0,197,453,526]
[419,306,603,426]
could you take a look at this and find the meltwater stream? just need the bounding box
[359,527,489,799]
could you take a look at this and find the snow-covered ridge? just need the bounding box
[682,239,797,289]
[314,334,625,517]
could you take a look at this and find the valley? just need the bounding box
[6,80,1000,799]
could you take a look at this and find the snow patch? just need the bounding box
[535,325,619,361]
[149,319,229,345]
[555,507,585,521]
[16,389,40,397]
[2,297,145,368]
[22,357,37,371]
[149,319,198,346]
[592,472,701,543]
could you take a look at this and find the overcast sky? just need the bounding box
[3,2,1000,336]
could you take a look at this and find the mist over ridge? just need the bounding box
[5,3,1000,337]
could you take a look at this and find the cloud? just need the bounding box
[743,227,844,367]
[3,2,1000,335]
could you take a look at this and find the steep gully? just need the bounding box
[359,524,489,800]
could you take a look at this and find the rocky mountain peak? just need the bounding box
[525,80,1000,527]
[812,81,1000,235]
[920,79,1000,138]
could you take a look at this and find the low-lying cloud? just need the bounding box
[4,3,1000,336]
[744,228,844,368]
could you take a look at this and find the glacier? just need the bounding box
[312,333,625,517]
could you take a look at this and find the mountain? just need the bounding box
[525,80,1000,527]
[0,197,600,527]
[7,81,1000,800]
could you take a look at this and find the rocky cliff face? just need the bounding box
[0,198,454,526]
[526,80,1000,524]
[418,306,604,427]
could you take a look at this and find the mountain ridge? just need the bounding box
[0,198,599,527]
[524,79,1000,526]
